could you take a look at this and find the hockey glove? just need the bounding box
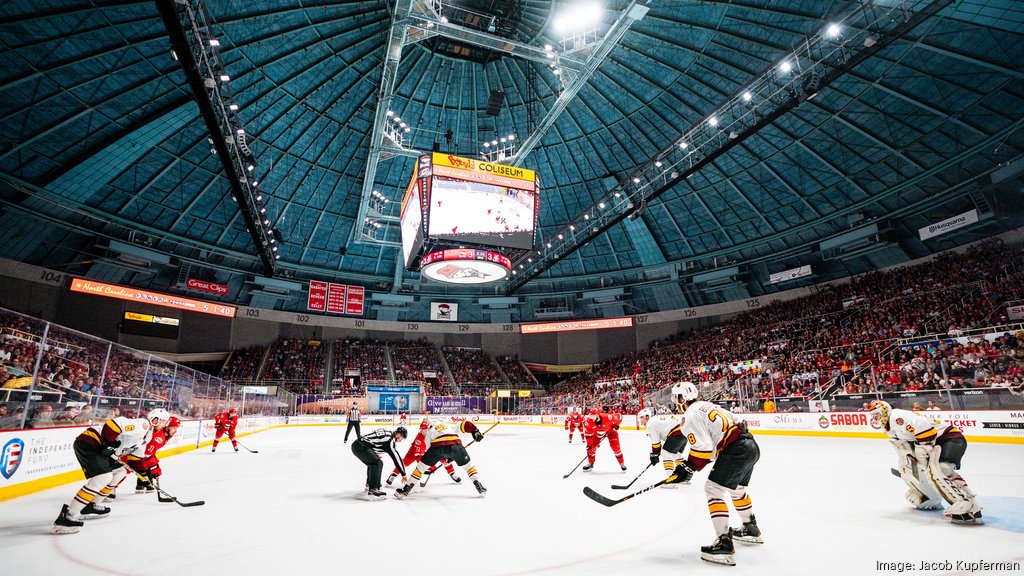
[101,441,120,458]
[472,430,484,443]
[667,463,694,484]
[649,452,661,467]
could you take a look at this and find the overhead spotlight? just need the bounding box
[743,91,752,102]
[655,161,662,167]
[275,255,280,260]
[558,234,563,240]
[264,219,270,225]
[394,117,401,122]
[209,39,220,47]
[220,74,230,82]
[527,258,532,263]
[272,246,278,252]
[632,177,640,183]
[170,50,178,61]
[270,238,275,244]
[779,61,792,73]
[247,164,254,172]
[679,142,688,149]
[508,134,516,141]
[440,16,448,23]
[519,264,524,269]
[569,225,575,231]
[386,110,394,117]
[236,128,245,135]
[260,207,266,213]
[708,116,718,127]
[229,103,239,111]
[546,242,552,248]
[512,270,516,275]
[614,193,621,198]
[483,142,490,148]
[598,202,606,209]
[826,23,841,38]
[584,214,590,220]
[500,137,507,143]
[492,140,498,145]
[404,127,410,133]
[256,195,263,201]
[253,180,259,187]
[553,68,561,75]
[544,44,553,51]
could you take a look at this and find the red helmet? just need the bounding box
[589,407,600,416]
[228,408,237,414]
[419,419,430,431]
[167,416,181,428]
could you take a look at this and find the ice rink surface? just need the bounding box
[2,424,1023,576]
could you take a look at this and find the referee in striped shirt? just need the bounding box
[344,402,361,443]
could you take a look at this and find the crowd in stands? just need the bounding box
[521,239,1024,414]
[333,338,390,385]
[443,347,504,387]
[263,337,326,382]
[222,345,265,381]
[496,355,536,387]
[390,340,456,395]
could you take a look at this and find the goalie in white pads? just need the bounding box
[867,400,981,524]
[636,408,688,488]
[667,382,762,567]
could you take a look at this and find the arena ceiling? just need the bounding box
[1,0,1022,317]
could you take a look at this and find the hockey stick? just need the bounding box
[563,436,603,479]
[234,438,259,454]
[465,421,500,448]
[611,462,653,490]
[152,479,205,507]
[584,476,676,507]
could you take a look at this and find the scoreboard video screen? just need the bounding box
[400,153,540,269]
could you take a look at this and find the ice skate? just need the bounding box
[394,484,413,500]
[948,511,984,525]
[79,502,110,520]
[385,473,397,486]
[582,463,593,472]
[620,462,627,471]
[365,488,386,501]
[51,505,83,535]
[450,473,461,484]
[473,479,487,496]
[700,533,736,566]
[730,515,764,544]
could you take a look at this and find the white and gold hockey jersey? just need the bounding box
[423,418,477,446]
[885,409,962,444]
[645,414,684,454]
[681,401,743,471]
[77,416,153,459]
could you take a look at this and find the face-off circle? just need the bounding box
[420,249,511,284]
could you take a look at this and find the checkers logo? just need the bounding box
[1,438,25,479]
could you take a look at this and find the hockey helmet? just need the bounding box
[394,426,408,440]
[867,400,892,428]
[636,408,654,423]
[147,408,171,427]
[419,418,430,431]
[167,416,181,429]
[228,407,237,414]
[671,381,699,404]
[588,407,600,416]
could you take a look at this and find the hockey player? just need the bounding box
[352,427,408,501]
[386,418,460,487]
[135,416,180,494]
[564,409,584,443]
[212,407,238,452]
[867,399,981,524]
[394,418,486,499]
[667,382,762,566]
[52,408,170,534]
[582,407,626,472]
[637,408,688,488]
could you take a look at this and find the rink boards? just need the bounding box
[2,410,1021,501]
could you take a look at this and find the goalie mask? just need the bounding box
[867,400,892,429]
